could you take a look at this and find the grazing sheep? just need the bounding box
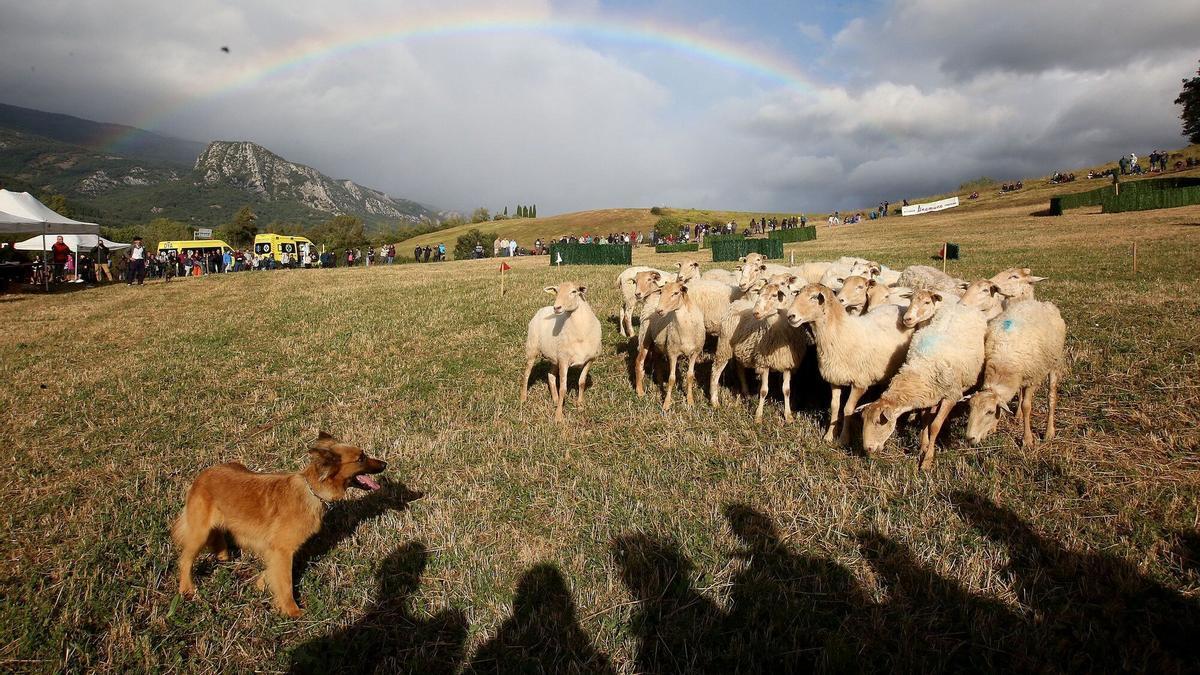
[965,300,1066,448]
[647,281,707,410]
[520,283,602,422]
[836,276,910,316]
[896,265,967,295]
[710,282,807,420]
[959,279,1005,320]
[858,298,987,470]
[988,267,1046,301]
[786,284,914,445]
[616,266,659,338]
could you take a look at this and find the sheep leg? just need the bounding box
[1045,371,1059,442]
[1015,388,1026,426]
[684,353,698,408]
[709,358,727,407]
[839,385,867,446]
[825,386,843,443]
[1020,383,1037,449]
[555,361,569,422]
[547,371,560,405]
[755,368,769,421]
[520,358,536,403]
[736,363,750,398]
[781,369,793,422]
[577,361,592,406]
[634,347,648,397]
[663,353,679,411]
[619,307,629,338]
[918,398,955,471]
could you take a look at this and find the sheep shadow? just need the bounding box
[524,361,595,404]
[288,541,468,674]
[463,563,615,674]
[293,480,423,588]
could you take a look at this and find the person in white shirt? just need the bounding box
[280,251,291,269]
[128,237,147,285]
[508,239,517,257]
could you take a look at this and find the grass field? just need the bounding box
[2,198,1200,672]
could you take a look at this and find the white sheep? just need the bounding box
[520,283,602,422]
[647,281,708,410]
[988,267,1046,301]
[710,282,807,420]
[789,261,833,284]
[835,276,910,316]
[958,279,1005,321]
[965,299,1066,448]
[896,265,967,295]
[702,268,740,285]
[632,272,670,397]
[857,295,987,470]
[616,266,657,338]
[736,262,792,292]
[818,259,883,291]
[786,284,914,445]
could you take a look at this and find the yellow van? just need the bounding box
[157,239,234,257]
[253,234,316,265]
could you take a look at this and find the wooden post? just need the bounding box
[942,242,948,273]
[500,265,506,296]
[1132,242,1138,277]
[790,251,795,265]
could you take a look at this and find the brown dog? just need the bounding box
[172,431,386,616]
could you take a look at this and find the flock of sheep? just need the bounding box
[522,253,1066,470]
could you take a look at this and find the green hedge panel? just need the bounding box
[1102,185,1200,213]
[655,243,700,253]
[700,234,743,249]
[711,238,783,262]
[1050,176,1200,215]
[768,226,817,243]
[548,243,632,266]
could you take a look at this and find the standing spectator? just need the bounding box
[94,240,113,283]
[127,237,147,285]
[414,245,422,262]
[386,244,396,264]
[437,242,446,261]
[223,248,233,272]
[474,243,484,259]
[508,239,517,257]
[367,246,375,267]
[493,237,502,257]
[422,245,432,263]
[50,235,71,283]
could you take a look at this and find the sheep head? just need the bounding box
[655,281,689,315]
[835,275,875,315]
[964,390,1013,444]
[633,270,663,300]
[988,267,1046,300]
[903,289,944,328]
[787,283,835,328]
[857,401,898,453]
[546,283,587,314]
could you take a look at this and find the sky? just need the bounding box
[1,0,1197,215]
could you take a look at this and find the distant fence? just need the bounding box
[655,243,700,254]
[1049,176,1200,215]
[701,234,743,249]
[548,243,632,266]
[711,238,784,262]
[768,226,817,244]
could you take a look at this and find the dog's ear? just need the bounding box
[308,445,341,481]
[316,430,336,442]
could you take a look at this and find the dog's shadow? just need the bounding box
[293,480,424,587]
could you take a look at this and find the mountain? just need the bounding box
[0,103,442,229]
[0,102,205,167]
[194,141,435,222]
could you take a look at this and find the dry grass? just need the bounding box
[2,199,1199,672]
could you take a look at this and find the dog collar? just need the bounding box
[304,478,332,509]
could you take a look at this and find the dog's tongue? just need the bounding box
[355,474,381,491]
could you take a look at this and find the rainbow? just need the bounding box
[107,9,818,149]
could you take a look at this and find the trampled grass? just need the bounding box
[2,200,1199,672]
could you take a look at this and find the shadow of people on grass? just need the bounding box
[855,530,1030,672]
[293,480,423,586]
[722,504,864,672]
[610,532,730,673]
[464,563,615,674]
[949,490,1200,672]
[289,542,467,674]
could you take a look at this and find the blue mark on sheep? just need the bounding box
[1002,319,1016,332]
[915,332,942,354]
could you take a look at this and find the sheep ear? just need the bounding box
[734,265,743,272]
[738,256,748,263]
[989,282,1002,295]
[1029,276,1047,283]
[897,289,913,299]
[930,292,944,302]
[674,262,683,269]
[543,286,557,295]
[998,401,1014,415]
[852,403,871,415]
[957,281,970,291]
[577,285,588,297]
[835,277,845,285]
[815,291,826,305]
[1021,267,1033,276]
[680,284,689,294]
[878,408,893,424]
[866,279,877,288]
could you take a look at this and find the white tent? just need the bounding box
[14,234,129,251]
[0,190,99,234]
